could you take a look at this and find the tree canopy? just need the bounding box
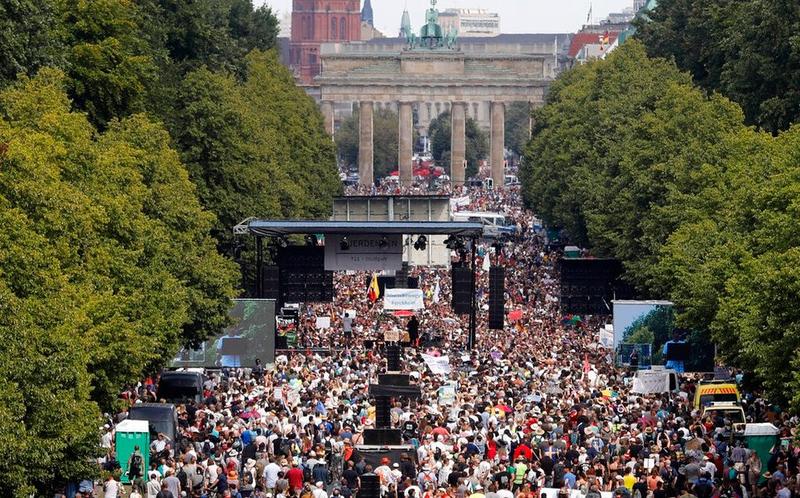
[0,69,238,495]
[0,1,338,492]
[522,40,800,410]
[635,0,800,134]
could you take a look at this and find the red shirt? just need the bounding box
[513,444,533,462]
[287,467,304,490]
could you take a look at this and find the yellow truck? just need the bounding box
[694,380,741,409]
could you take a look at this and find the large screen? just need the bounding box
[612,300,714,373]
[170,299,276,368]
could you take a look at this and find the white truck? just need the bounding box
[631,367,679,394]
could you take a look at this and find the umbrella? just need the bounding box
[414,168,431,177]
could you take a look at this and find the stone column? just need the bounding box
[398,101,414,186]
[358,101,374,186]
[451,101,467,186]
[320,100,335,136]
[490,101,505,187]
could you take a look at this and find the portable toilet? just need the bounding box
[744,423,779,480]
[564,245,581,258]
[115,419,150,484]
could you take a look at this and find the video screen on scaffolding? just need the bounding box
[170,299,276,368]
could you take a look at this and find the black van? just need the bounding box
[127,403,178,444]
[156,371,204,404]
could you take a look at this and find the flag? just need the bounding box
[586,2,592,23]
[432,277,441,304]
[600,31,610,50]
[367,273,380,302]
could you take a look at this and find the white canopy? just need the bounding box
[116,419,149,433]
[744,423,779,436]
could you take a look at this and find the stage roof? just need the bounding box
[235,219,484,237]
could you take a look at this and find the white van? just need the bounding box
[452,211,516,239]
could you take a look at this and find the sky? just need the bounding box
[259,0,635,35]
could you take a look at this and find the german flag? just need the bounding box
[367,273,381,302]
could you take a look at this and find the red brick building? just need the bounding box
[290,0,363,85]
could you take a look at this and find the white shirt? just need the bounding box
[313,489,329,498]
[151,438,167,453]
[265,462,282,487]
[103,479,121,498]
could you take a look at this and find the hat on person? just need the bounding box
[246,458,256,469]
[316,482,324,488]
[393,463,400,468]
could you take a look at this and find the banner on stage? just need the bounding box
[422,354,451,375]
[383,288,425,310]
[324,234,403,271]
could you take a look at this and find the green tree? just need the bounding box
[428,111,488,179]
[60,0,158,129]
[171,50,340,260]
[139,0,277,75]
[635,0,800,133]
[654,125,800,407]
[0,0,65,87]
[0,70,238,493]
[521,41,744,282]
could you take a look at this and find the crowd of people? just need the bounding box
[89,185,799,498]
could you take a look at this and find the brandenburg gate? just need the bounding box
[316,1,556,187]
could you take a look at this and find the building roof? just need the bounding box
[568,31,619,58]
[238,220,484,237]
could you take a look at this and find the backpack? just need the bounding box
[177,468,189,488]
[243,469,255,487]
[129,454,142,476]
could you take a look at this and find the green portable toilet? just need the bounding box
[744,423,779,480]
[116,419,150,484]
[564,245,581,258]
